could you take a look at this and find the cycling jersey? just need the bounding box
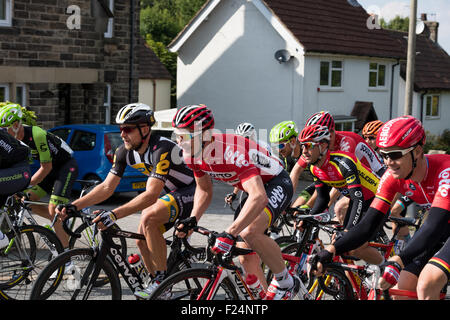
[297,131,385,178]
[185,133,284,190]
[309,150,379,229]
[333,154,450,264]
[111,133,195,193]
[22,126,73,165]
[0,128,30,169]
[185,133,291,227]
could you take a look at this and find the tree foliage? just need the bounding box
[380,16,410,32]
[140,0,207,106]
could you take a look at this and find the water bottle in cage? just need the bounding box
[128,254,150,283]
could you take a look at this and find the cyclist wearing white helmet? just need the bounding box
[57,103,197,299]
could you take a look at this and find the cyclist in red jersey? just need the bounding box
[298,124,383,265]
[313,116,450,300]
[290,111,384,223]
[172,105,300,300]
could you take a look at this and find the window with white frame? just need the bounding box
[0,84,9,101]
[104,83,111,124]
[104,0,114,38]
[425,94,440,118]
[0,0,12,27]
[320,60,343,88]
[16,85,27,106]
[369,62,386,87]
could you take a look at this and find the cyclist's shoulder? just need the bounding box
[330,150,359,165]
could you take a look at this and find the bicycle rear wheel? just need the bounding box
[316,267,355,300]
[150,267,239,300]
[0,224,63,300]
[30,248,121,300]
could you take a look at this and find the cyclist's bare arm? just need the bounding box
[290,162,305,193]
[226,175,268,237]
[112,177,165,219]
[70,172,120,211]
[30,161,52,186]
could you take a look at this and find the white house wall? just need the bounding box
[139,79,172,111]
[176,0,305,137]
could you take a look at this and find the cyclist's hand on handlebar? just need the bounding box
[211,231,236,255]
[92,210,117,230]
[56,203,78,221]
[224,193,237,205]
[175,216,197,238]
[311,248,334,276]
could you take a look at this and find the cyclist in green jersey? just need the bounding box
[0,103,78,248]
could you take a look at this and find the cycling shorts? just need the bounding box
[26,158,78,205]
[428,237,450,280]
[158,184,196,233]
[404,236,447,277]
[234,170,293,229]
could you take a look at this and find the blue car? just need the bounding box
[42,124,148,193]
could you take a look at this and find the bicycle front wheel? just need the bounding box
[0,224,63,300]
[30,248,121,300]
[150,267,239,300]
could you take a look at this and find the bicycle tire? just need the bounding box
[69,222,127,256]
[0,224,64,300]
[30,248,122,300]
[316,267,355,300]
[150,267,239,300]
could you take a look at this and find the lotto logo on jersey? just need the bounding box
[224,146,249,168]
[438,168,450,198]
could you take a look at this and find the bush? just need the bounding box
[424,130,450,154]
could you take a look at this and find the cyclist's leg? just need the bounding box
[417,238,449,300]
[0,161,31,197]
[46,159,78,248]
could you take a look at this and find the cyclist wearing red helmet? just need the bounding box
[313,116,450,300]
[298,124,383,264]
[173,104,301,300]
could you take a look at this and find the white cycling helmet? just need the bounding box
[115,103,155,126]
[235,122,256,141]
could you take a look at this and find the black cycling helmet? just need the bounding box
[116,103,155,126]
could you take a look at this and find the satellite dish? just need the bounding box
[274,49,292,63]
[416,20,425,34]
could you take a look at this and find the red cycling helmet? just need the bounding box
[298,124,331,143]
[376,116,425,149]
[306,111,335,131]
[172,104,215,131]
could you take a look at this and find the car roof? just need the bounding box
[49,124,120,133]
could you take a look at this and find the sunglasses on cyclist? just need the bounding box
[175,131,202,142]
[300,141,319,150]
[379,146,415,161]
[119,125,146,134]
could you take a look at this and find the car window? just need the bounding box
[71,130,96,151]
[50,128,71,142]
[106,132,123,153]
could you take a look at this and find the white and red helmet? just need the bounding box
[172,104,214,131]
[298,124,331,143]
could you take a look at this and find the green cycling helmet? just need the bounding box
[269,121,298,143]
[0,103,23,127]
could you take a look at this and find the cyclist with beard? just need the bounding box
[56,103,196,298]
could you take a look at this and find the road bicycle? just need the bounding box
[29,208,206,300]
[0,196,64,300]
[310,215,424,300]
[149,225,315,300]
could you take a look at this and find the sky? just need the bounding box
[357,0,450,54]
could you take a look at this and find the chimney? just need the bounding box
[421,13,439,43]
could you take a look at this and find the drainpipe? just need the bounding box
[419,90,428,122]
[152,80,157,110]
[128,0,135,103]
[389,59,400,119]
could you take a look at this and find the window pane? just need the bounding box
[426,96,431,116]
[432,96,439,116]
[16,86,24,106]
[370,63,378,70]
[71,130,96,151]
[332,61,342,69]
[320,62,330,86]
[369,71,377,87]
[331,70,341,87]
[378,65,386,86]
[0,0,5,20]
[0,87,5,101]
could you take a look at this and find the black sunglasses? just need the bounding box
[379,146,414,161]
[119,125,147,134]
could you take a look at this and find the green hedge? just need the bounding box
[424,129,450,154]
